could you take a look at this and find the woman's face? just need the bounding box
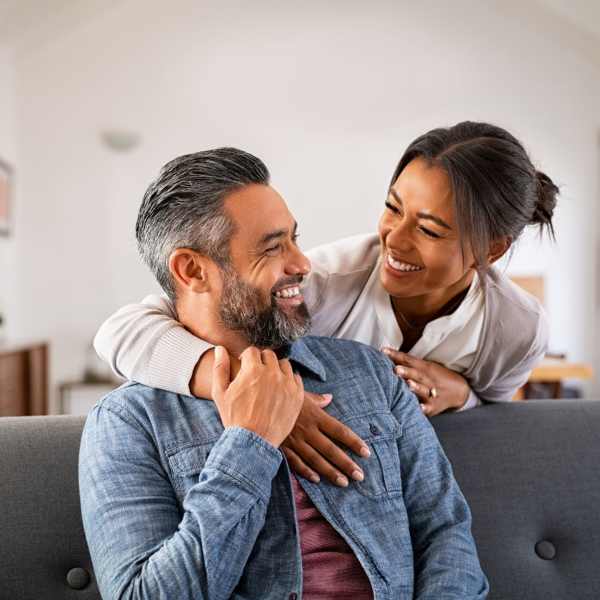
[378,157,475,301]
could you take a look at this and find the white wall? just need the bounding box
[0,44,17,339]
[10,0,600,408]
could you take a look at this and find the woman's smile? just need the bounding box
[384,252,424,274]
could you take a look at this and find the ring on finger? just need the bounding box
[429,387,438,399]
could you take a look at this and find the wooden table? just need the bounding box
[0,341,48,416]
[515,359,594,400]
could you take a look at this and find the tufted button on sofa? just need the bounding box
[1,400,599,599]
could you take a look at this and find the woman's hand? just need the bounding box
[282,392,371,486]
[382,348,470,417]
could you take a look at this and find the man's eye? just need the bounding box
[265,244,282,256]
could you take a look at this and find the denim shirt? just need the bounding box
[79,336,488,600]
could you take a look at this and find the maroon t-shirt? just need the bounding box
[291,475,373,599]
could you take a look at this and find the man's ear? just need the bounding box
[169,248,213,294]
[488,236,512,265]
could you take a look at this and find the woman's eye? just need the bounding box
[292,233,300,245]
[385,201,400,214]
[419,226,441,239]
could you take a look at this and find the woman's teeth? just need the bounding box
[274,286,301,298]
[387,254,423,272]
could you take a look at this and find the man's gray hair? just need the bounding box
[136,148,270,300]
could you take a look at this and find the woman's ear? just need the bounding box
[169,248,212,294]
[488,236,512,265]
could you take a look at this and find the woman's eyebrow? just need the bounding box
[417,212,452,230]
[389,187,452,230]
[388,188,403,206]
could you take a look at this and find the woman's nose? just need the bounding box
[386,219,413,251]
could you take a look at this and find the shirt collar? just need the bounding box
[278,338,328,382]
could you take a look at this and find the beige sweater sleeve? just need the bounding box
[93,295,211,396]
[93,234,377,396]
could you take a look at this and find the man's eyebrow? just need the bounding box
[388,188,452,230]
[258,221,298,246]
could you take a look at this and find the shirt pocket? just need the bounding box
[166,442,214,499]
[341,411,403,498]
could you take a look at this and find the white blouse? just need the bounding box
[95,233,487,409]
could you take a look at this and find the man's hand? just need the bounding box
[212,346,304,448]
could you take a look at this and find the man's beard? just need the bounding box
[218,267,311,349]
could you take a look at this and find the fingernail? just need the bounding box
[309,474,320,483]
[352,469,364,482]
[409,381,417,390]
[322,393,333,402]
[420,403,426,412]
[395,366,406,376]
[336,475,349,487]
[359,445,371,458]
[381,347,391,355]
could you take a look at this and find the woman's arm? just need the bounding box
[93,234,379,396]
[93,294,210,396]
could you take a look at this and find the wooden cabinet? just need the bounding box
[0,342,48,416]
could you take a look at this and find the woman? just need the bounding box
[95,121,558,485]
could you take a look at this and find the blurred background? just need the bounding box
[0,0,598,413]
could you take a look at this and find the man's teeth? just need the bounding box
[387,254,423,272]
[275,286,301,298]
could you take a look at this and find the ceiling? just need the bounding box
[0,0,120,51]
[0,0,599,61]
[536,0,600,42]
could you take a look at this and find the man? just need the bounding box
[79,148,488,599]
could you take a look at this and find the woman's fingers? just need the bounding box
[420,402,433,416]
[291,440,359,487]
[381,347,421,368]
[305,390,333,409]
[286,392,370,486]
[307,431,366,483]
[406,378,431,401]
[281,446,320,483]
[318,410,371,459]
[394,364,427,385]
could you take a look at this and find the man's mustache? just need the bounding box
[271,275,305,294]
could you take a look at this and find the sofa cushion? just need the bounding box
[433,399,600,600]
[1,401,599,599]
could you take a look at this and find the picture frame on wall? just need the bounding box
[0,157,13,236]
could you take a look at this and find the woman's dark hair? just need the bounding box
[390,121,559,276]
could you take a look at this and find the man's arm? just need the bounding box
[79,404,281,600]
[389,377,489,599]
[80,348,304,600]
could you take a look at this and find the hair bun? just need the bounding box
[532,170,558,235]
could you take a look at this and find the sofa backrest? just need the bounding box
[0,415,97,599]
[1,400,599,599]
[434,400,600,600]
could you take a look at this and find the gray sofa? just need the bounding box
[1,400,599,599]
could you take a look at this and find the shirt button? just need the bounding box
[369,423,380,436]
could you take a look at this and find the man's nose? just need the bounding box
[285,244,311,276]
